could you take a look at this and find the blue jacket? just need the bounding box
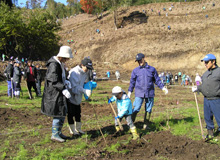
[128,63,164,98]
[110,93,132,118]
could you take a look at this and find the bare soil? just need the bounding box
[1,80,220,159]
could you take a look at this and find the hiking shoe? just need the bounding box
[205,135,214,142]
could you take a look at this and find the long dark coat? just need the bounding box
[41,57,67,117]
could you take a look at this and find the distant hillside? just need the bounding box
[59,1,220,77]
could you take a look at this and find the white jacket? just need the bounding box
[68,65,88,105]
[195,75,202,83]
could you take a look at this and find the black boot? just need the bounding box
[132,112,138,122]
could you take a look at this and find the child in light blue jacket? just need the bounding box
[108,86,139,140]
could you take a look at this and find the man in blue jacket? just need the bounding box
[128,53,168,129]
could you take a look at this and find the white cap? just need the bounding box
[57,46,73,58]
[112,86,122,95]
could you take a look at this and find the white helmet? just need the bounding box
[112,86,122,96]
[57,46,73,58]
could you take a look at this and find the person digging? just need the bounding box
[108,86,139,140]
[192,54,220,142]
[128,53,168,130]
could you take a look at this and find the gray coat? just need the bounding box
[198,66,220,99]
[13,66,22,83]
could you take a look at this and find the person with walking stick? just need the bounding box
[108,86,139,140]
[192,54,220,141]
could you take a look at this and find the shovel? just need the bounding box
[107,97,123,131]
[193,84,205,140]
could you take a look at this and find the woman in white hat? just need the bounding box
[41,46,73,142]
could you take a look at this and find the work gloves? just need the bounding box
[108,99,112,104]
[127,91,131,98]
[192,86,198,92]
[83,89,91,97]
[64,80,72,89]
[62,89,71,99]
[115,116,120,120]
[162,87,168,95]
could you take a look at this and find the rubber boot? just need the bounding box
[115,126,120,132]
[58,126,68,139]
[130,126,139,140]
[143,112,151,130]
[69,124,80,135]
[51,126,65,142]
[132,112,138,123]
[76,122,85,134]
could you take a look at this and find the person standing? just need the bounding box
[115,70,120,81]
[174,73,178,84]
[2,53,5,61]
[106,71,110,79]
[41,46,73,142]
[35,63,42,96]
[24,60,38,99]
[181,73,186,86]
[4,59,14,97]
[13,61,22,99]
[128,53,168,129]
[192,54,220,140]
[67,57,92,136]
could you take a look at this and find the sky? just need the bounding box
[17,0,68,7]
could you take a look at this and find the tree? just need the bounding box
[0,0,13,7]
[0,3,60,60]
[80,0,99,14]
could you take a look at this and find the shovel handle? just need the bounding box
[107,97,124,131]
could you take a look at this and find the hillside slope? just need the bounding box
[59,1,220,77]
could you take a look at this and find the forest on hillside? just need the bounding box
[0,0,200,60]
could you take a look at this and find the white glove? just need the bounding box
[127,91,131,98]
[21,71,24,75]
[162,87,168,95]
[192,86,198,92]
[83,89,91,97]
[64,80,72,89]
[62,89,71,99]
[11,78,13,81]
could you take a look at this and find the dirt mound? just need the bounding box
[59,1,220,77]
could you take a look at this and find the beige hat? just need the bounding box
[112,86,122,96]
[57,46,73,58]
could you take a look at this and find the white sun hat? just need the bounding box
[57,46,73,58]
[112,86,122,96]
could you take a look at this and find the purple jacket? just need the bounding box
[128,63,164,98]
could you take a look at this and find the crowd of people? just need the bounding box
[2,48,219,143]
[4,59,42,99]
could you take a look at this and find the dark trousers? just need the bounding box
[204,98,220,131]
[36,80,41,95]
[67,100,81,124]
[27,81,37,97]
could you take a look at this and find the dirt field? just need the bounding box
[59,1,220,76]
[1,80,220,159]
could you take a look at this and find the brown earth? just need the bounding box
[59,1,220,78]
[1,80,220,159]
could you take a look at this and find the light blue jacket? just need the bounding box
[110,93,132,118]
